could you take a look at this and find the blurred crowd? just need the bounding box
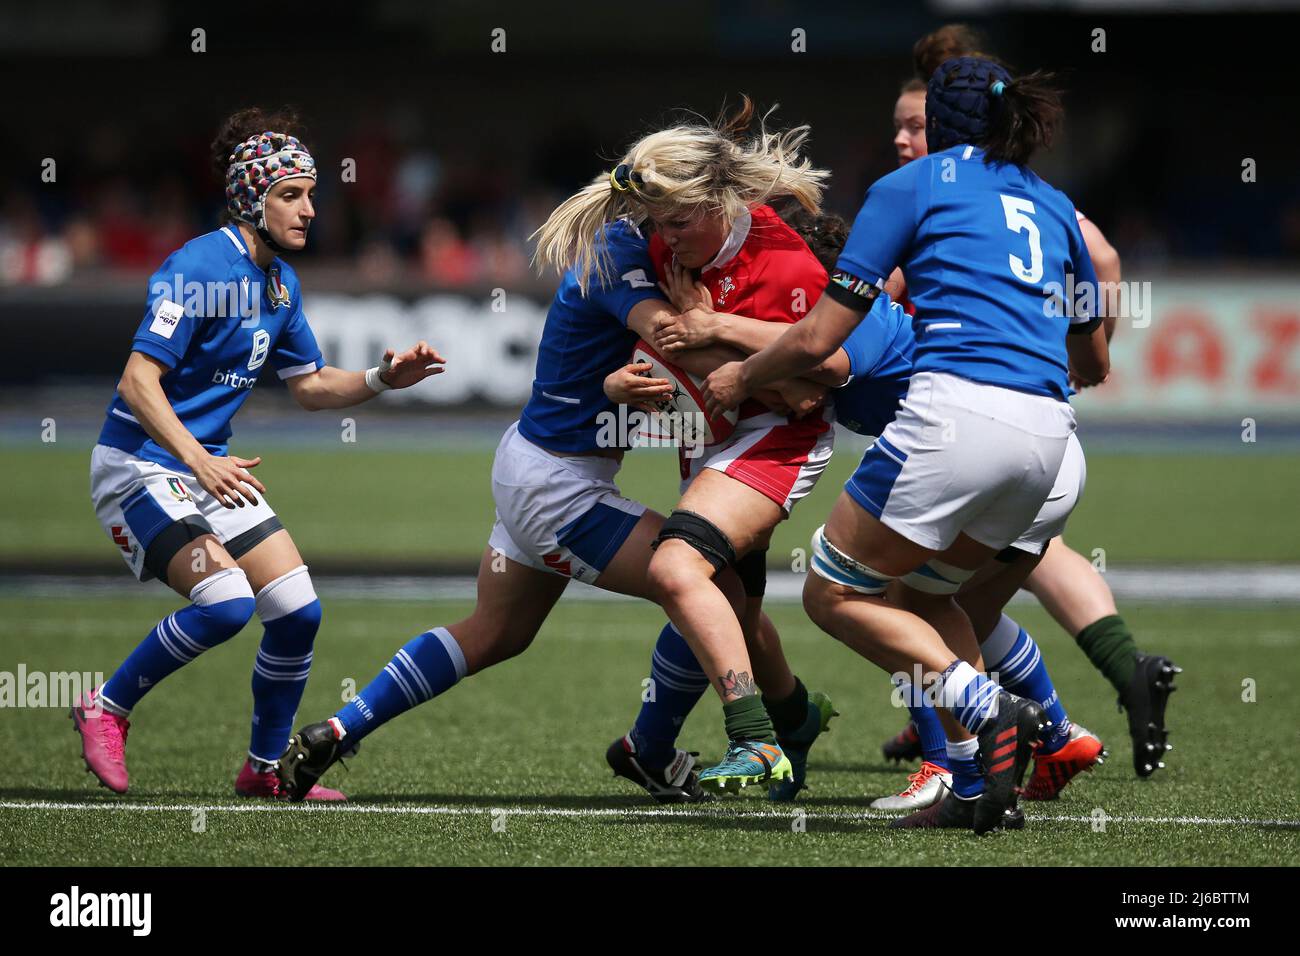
[3,111,1298,288]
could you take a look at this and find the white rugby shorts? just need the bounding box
[90,444,281,582]
[487,422,646,584]
[843,372,1076,552]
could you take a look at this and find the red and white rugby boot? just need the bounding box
[235,759,347,801]
[70,689,130,794]
[870,760,952,811]
[1023,723,1106,801]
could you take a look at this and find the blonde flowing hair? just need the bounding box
[532,97,829,295]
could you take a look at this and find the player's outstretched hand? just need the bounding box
[658,260,713,314]
[653,307,720,353]
[382,341,446,389]
[193,453,265,509]
[605,362,672,412]
[703,360,747,418]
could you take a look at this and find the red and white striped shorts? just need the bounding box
[679,407,835,515]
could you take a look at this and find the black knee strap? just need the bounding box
[143,515,215,586]
[653,510,736,573]
[734,548,768,597]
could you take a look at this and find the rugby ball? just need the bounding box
[630,339,738,446]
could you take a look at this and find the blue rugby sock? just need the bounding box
[101,568,255,713]
[938,660,1003,735]
[334,627,467,742]
[897,680,949,767]
[630,623,710,769]
[248,566,320,766]
[947,736,983,798]
[983,614,1071,754]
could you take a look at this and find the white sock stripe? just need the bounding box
[1006,646,1041,684]
[1000,634,1037,675]
[396,649,433,700]
[168,613,202,654]
[432,627,467,682]
[190,567,254,606]
[255,649,314,665]
[651,651,706,683]
[956,679,1000,719]
[385,662,420,705]
[968,680,1002,716]
[252,661,312,682]
[383,662,419,707]
[153,617,195,664]
[165,613,207,657]
[650,671,710,693]
[159,616,200,661]
[254,565,317,622]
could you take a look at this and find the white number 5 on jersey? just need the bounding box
[999,195,1044,284]
[621,269,656,289]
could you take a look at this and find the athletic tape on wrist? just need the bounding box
[365,356,394,393]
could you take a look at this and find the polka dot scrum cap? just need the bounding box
[224,132,317,230]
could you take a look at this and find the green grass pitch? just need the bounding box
[1,595,1297,866]
[3,444,1299,566]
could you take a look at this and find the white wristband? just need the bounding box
[365,359,393,393]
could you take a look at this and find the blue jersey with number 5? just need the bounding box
[98,226,324,471]
[518,219,665,452]
[833,145,1098,400]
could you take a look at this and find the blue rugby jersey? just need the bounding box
[830,145,1099,401]
[833,293,915,438]
[518,219,665,452]
[99,226,323,471]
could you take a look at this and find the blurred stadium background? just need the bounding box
[1,1,1298,866]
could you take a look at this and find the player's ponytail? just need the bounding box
[532,95,828,295]
[982,71,1064,166]
[532,174,635,298]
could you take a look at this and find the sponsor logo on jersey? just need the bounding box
[148,299,185,339]
[211,368,259,389]
[246,329,271,371]
[166,477,193,502]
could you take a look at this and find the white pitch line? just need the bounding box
[0,800,1295,828]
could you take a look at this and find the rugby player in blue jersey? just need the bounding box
[72,108,444,799]
[872,25,1181,784]
[705,58,1113,833]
